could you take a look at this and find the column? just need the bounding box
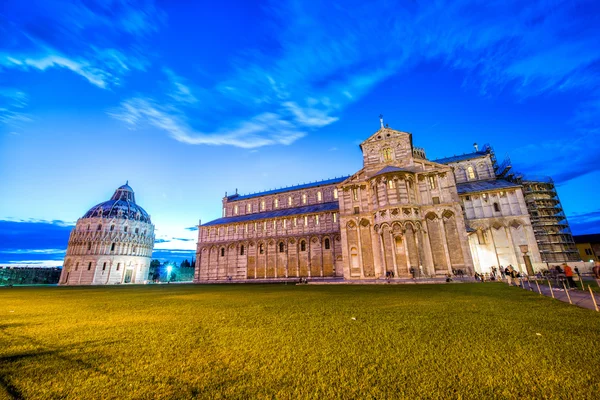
[356,221,365,278]
[389,231,399,277]
[379,232,387,277]
[439,219,453,274]
[404,232,412,275]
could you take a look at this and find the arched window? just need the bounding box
[300,240,306,251]
[288,196,292,206]
[302,194,307,204]
[116,263,120,271]
[75,262,79,271]
[259,244,264,254]
[234,205,239,215]
[87,225,90,231]
[333,188,338,199]
[88,262,92,270]
[135,228,139,234]
[103,262,107,271]
[247,203,252,213]
[97,224,102,231]
[124,226,128,233]
[382,148,393,162]
[493,202,500,212]
[111,243,116,252]
[274,198,279,208]
[388,179,395,189]
[110,225,114,231]
[240,245,245,255]
[317,191,322,202]
[279,242,285,253]
[87,243,91,250]
[467,166,476,180]
[260,200,265,211]
[324,238,330,250]
[221,247,225,257]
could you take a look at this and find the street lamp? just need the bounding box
[519,245,533,276]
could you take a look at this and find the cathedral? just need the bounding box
[59,183,155,285]
[195,124,561,282]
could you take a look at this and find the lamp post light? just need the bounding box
[166,264,172,283]
[519,245,534,276]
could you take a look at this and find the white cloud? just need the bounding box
[109,97,306,148]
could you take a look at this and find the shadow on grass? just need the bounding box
[0,350,58,399]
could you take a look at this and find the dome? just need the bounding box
[82,182,151,223]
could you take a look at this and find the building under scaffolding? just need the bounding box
[480,145,579,263]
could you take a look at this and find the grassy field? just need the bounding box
[1,283,599,399]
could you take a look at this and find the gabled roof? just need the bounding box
[227,176,350,201]
[372,165,415,177]
[359,127,411,148]
[456,179,520,195]
[202,201,339,226]
[433,151,488,164]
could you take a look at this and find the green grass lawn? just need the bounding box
[1,283,599,399]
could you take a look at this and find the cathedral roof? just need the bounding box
[456,179,520,195]
[227,176,350,201]
[372,166,415,177]
[202,201,339,226]
[433,151,488,164]
[82,183,151,223]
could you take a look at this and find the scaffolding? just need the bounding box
[481,145,579,263]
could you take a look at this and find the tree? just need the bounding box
[150,259,161,268]
[180,259,191,269]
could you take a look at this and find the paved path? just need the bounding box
[512,279,600,311]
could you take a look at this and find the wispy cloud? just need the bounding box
[110,0,600,149]
[568,209,600,235]
[0,88,31,129]
[109,96,306,148]
[0,0,163,88]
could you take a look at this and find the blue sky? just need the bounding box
[1,0,599,266]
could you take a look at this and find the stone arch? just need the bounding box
[425,211,438,220]
[442,210,454,219]
[392,221,403,233]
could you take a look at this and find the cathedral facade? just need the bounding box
[60,183,155,285]
[195,126,547,282]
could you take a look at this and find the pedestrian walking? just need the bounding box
[563,263,576,289]
[506,265,513,286]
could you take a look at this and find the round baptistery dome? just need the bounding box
[82,183,151,223]
[59,183,155,286]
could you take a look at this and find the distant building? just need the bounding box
[573,234,600,262]
[59,183,155,285]
[196,125,575,281]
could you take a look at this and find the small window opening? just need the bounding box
[300,240,306,252]
[88,262,92,270]
[325,238,330,250]
[240,245,245,255]
[221,247,225,257]
[279,242,285,253]
[493,202,500,212]
[259,244,264,254]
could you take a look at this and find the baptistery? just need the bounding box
[59,183,155,285]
